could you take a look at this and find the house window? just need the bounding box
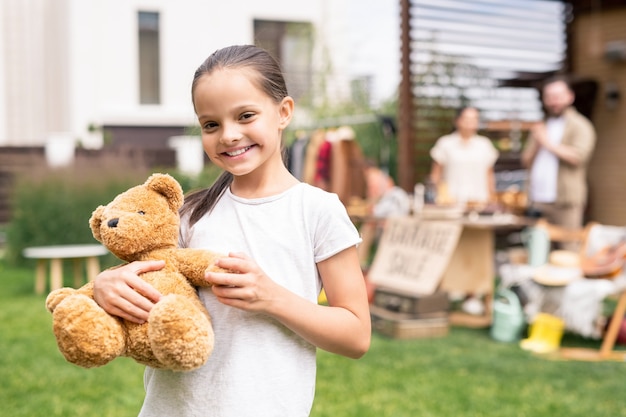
[254,20,313,104]
[138,11,160,104]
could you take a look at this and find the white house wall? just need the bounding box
[1,0,55,145]
[0,0,356,147]
[0,2,6,144]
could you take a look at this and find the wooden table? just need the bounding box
[22,244,109,294]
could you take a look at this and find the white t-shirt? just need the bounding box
[429,133,499,204]
[529,116,565,203]
[138,183,361,417]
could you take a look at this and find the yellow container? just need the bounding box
[520,313,565,353]
[318,289,327,305]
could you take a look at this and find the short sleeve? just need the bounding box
[483,137,499,166]
[429,136,448,165]
[567,114,596,164]
[307,189,361,263]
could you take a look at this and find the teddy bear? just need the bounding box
[45,173,226,371]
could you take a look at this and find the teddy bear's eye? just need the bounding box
[138,211,145,215]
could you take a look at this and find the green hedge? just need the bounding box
[5,164,223,266]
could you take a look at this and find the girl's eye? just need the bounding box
[138,211,145,215]
[203,121,218,130]
[240,112,255,121]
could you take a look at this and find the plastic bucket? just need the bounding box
[520,313,565,353]
[490,289,526,343]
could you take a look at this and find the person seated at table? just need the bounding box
[357,161,407,268]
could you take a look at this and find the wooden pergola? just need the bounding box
[395,0,606,193]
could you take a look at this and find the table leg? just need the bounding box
[50,258,63,291]
[441,227,495,328]
[86,257,101,281]
[72,258,83,287]
[35,259,47,295]
[600,291,626,358]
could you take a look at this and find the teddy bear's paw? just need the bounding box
[52,295,126,368]
[45,288,78,312]
[148,294,214,371]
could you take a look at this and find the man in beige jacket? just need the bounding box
[522,77,596,246]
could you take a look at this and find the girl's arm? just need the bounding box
[208,247,371,359]
[93,260,164,323]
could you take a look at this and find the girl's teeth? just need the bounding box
[227,147,249,157]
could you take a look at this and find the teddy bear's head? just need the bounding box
[90,173,183,261]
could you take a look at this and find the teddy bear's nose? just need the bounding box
[107,218,119,228]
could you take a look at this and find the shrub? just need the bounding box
[4,164,149,266]
[5,159,224,267]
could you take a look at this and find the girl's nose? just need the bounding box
[220,123,243,145]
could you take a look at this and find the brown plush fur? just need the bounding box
[45,173,226,371]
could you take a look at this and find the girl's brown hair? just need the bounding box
[181,45,289,227]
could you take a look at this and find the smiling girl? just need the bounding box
[93,44,371,417]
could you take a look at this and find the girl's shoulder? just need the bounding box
[296,182,342,205]
[294,183,346,216]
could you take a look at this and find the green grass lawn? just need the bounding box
[2,259,626,417]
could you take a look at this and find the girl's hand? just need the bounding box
[93,260,164,323]
[208,249,370,359]
[206,252,282,312]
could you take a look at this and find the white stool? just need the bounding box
[23,244,109,294]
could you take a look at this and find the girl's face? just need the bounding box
[194,68,293,179]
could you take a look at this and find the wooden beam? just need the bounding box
[398,0,414,192]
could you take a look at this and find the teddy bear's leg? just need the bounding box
[46,287,78,312]
[148,294,214,371]
[46,281,96,312]
[52,295,126,368]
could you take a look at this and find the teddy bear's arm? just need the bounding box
[173,249,226,287]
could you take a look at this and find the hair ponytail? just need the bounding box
[181,171,233,227]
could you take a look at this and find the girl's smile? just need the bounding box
[223,145,254,158]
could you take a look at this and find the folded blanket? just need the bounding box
[560,274,626,339]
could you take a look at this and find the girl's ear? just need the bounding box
[278,96,294,129]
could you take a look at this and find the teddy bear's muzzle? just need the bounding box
[107,218,119,228]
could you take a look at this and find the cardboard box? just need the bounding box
[367,217,463,296]
[370,305,449,340]
[373,287,450,315]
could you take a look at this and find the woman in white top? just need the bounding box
[429,107,499,206]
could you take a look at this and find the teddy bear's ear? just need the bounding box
[89,205,106,242]
[145,173,184,212]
